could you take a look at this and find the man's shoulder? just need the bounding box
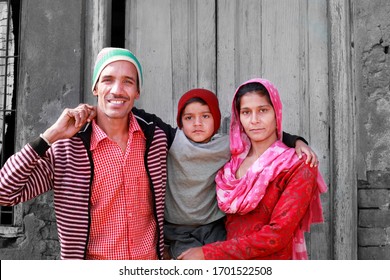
[132,107,155,125]
[132,107,176,147]
[132,107,174,131]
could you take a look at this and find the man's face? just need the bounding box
[93,60,140,120]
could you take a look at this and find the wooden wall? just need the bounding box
[13,0,357,259]
[121,0,331,259]
[125,0,216,125]
[13,0,358,260]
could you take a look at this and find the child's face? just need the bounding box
[181,102,215,143]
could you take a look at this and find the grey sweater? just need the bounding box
[165,129,230,225]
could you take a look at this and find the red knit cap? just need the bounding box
[176,88,221,135]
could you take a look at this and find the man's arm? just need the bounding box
[0,138,54,206]
[132,107,177,149]
[0,104,96,206]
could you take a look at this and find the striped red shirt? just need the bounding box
[86,114,158,260]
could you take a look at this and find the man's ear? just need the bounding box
[93,87,98,96]
[135,91,140,100]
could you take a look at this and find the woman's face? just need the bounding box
[181,101,215,143]
[238,91,277,145]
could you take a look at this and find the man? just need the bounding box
[0,48,175,259]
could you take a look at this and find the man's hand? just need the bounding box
[295,140,319,167]
[42,104,97,144]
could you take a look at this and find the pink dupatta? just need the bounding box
[215,78,327,259]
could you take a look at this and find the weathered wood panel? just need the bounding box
[217,0,330,259]
[215,0,238,132]
[83,0,112,105]
[125,0,216,125]
[122,0,333,259]
[306,0,330,260]
[170,0,216,120]
[328,0,357,260]
[126,0,173,124]
[262,0,303,133]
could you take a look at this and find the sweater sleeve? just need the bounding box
[132,107,177,149]
[202,162,317,259]
[282,131,308,147]
[0,137,54,206]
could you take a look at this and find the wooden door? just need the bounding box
[124,0,330,259]
[125,0,216,125]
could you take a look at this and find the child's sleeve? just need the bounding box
[282,131,308,148]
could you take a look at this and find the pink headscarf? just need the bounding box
[215,78,327,259]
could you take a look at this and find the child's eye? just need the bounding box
[184,116,192,121]
[203,114,210,119]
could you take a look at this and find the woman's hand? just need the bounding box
[295,140,319,167]
[177,247,205,260]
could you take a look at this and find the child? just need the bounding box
[164,88,315,259]
[164,89,229,259]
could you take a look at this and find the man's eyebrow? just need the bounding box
[100,74,136,80]
[100,74,113,78]
[124,75,136,81]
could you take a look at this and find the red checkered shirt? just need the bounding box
[86,114,158,260]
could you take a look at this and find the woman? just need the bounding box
[178,78,327,260]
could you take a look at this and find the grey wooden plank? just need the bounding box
[84,0,112,105]
[329,0,357,259]
[307,0,331,260]
[126,0,174,124]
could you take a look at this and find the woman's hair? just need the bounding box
[235,82,272,114]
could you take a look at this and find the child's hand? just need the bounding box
[295,140,319,167]
[177,247,205,260]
